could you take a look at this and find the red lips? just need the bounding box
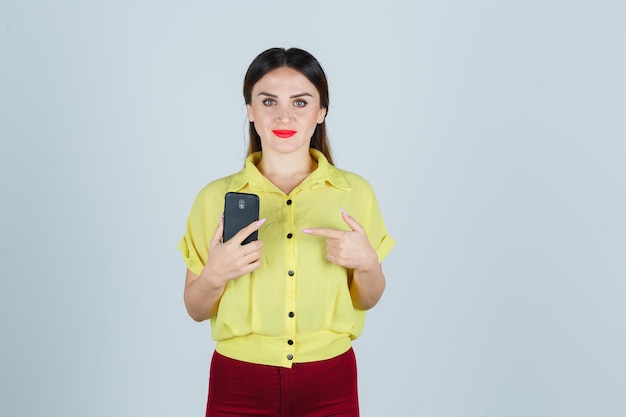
[272,130,297,138]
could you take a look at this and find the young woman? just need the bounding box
[179,47,395,417]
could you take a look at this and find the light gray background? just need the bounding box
[1,1,624,416]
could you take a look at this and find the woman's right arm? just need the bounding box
[183,217,265,322]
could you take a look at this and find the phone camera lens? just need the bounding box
[238,199,246,209]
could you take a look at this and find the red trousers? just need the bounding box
[206,348,359,417]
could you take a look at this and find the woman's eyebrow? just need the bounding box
[289,93,313,99]
[256,92,314,99]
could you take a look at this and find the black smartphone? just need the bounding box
[223,192,260,244]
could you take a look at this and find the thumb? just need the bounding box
[341,208,364,232]
[209,214,224,248]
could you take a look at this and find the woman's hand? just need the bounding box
[303,208,385,310]
[184,217,265,321]
[204,216,266,287]
[303,208,377,272]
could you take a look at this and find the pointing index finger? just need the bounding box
[303,228,343,238]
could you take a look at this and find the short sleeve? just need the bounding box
[343,172,395,263]
[364,188,395,263]
[178,181,227,276]
[178,234,205,276]
[375,233,395,263]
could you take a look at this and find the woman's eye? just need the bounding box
[263,99,276,106]
[294,100,307,107]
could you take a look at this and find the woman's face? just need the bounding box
[247,66,326,157]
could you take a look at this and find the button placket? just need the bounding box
[284,196,297,363]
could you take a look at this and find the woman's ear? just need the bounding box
[317,107,327,124]
[246,104,254,122]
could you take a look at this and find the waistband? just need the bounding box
[216,330,352,368]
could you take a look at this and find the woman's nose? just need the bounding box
[276,105,293,122]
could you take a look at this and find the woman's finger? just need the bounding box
[209,214,225,248]
[230,218,266,245]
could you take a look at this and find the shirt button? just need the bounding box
[286,233,293,239]
[287,354,294,360]
[288,312,295,318]
[286,199,292,205]
[288,270,295,276]
[287,339,294,345]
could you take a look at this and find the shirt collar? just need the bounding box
[227,149,352,193]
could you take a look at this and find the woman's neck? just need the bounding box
[257,150,317,195]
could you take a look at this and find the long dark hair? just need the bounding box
[243,47,333,165]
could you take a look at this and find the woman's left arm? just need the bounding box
[348,254,386,310]
[303,208,386,310]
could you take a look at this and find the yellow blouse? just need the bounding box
[179,149,395,367]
